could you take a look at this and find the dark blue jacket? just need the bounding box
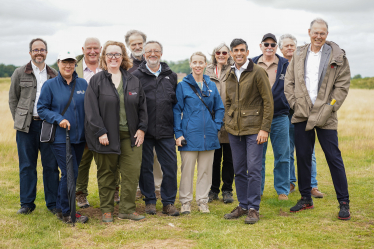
[38,71,87,144]
[173,74,224,151]
[252,54,289,117]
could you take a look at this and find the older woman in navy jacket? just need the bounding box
[38,51,88,224]
[174,52,224,214]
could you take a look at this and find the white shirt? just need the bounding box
[83,58,102,84]
[31,62,47,117]
[305,45,323,104]
[232,59,249,82]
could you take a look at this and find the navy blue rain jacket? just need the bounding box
[38,71,88,144]
[252,54,290,117]
[173,74,224,151]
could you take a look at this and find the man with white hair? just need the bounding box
[279,34,324,198]
[285,18,351,220]
[252,33,290,201]
[125,30,164,200]
[75,37,104,208]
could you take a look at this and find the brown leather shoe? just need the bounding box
[162,204,180,216]
[244,208,260,224]
[278,194,288,200]
[145,203,156,215]
[311,188,324,198]
[290,183,295,193]
[224,206,248,219]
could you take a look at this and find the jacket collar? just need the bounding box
[25,60,57,78]
[138,61,172,76]
[206,62,234,81]
[103,67,133,80]
[229,58,254,74]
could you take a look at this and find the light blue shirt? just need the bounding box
[146,63,162,77]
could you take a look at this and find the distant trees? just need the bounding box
[352,74,362,79]
[163,59,191,74]
[0,64,17,77]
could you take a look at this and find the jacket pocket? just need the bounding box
[14,108,28,129]
[294,92,310,118]
[316,104,333,127]
[241,109,261,127]
[19,80,33,99]
[225,106,236,129]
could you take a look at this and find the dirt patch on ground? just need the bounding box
[279,208,291,217]
[125,239,196,249]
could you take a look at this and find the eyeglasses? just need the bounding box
[144,50,162,55]
[263,43,277,48]
[31,49,47,54]
[61,61,75,66]
[215,51,228,55]
[311,32,327,37]
[106,53,122,59]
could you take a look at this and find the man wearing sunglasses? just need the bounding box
[252,33,291,201]
[132,41,180,216]
[9,38,59,215]
[284,18,351,220]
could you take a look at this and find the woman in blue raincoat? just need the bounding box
[174,52,224,215]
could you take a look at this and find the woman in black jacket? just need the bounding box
[85,41,148,222]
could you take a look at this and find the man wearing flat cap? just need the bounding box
[252,33,291,201]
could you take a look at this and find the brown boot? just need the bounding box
[224,206,248,219]
[145,203,156,215]
[162,204,180,216]
[244,208,260,224]
[311,188,324,198]
[290,183,295,193]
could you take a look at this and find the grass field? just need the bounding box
[0,77,373,248]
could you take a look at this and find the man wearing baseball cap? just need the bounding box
[252,33,291,200]
[9,38,60,215]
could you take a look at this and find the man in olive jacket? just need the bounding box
[9,38,59,215]
[224,39,273,224]
[284,18,351,220]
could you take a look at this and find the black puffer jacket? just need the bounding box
[132,61,177,139]
[85,68,147,154]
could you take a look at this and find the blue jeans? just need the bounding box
[16,119,59,211]
[50,142,85,215]
[139,137,177,206]
[288,114,318,188]
[229,134,263,211]
[261,115,290,195]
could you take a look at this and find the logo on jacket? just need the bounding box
[165,76,170,79]
[76,90,85,94]
[129,92,137,95]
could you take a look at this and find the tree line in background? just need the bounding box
[0,62,370,82]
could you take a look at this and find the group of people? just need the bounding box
[9,17,351,225]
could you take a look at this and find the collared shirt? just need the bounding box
[146,63,162,77]
[305,45,324,104]
[31,61,47,116]
[258,55,279,88]
[83,58,102,84]
[231,59,249,82]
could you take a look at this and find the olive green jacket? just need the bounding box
[225,59,274,136]
[284,41,351,131]
[75,54,84,78]
[205,62,233,143]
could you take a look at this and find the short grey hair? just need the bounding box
[279,34,297,49]
[310,18,329,32]
[83,37,101,48]
[124,30,147,46]
[144,40,163,53]
[29,38,47,52]
[210,43,234,66]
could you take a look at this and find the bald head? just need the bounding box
[82,37,102,66]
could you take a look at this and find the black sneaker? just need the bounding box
[222,191,234,204]
[208,191,219,203]
[17,206,33,214]
[290,197,314,213]
[338,201,351,220]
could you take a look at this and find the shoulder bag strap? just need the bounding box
[187,82,215,120]
[61,80,76,116]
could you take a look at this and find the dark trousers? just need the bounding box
[229,134,263,211]
[50,142,85,215]
[16,119,59,210]
[139,137,178,206]
[211,143,234,193]
[294,122,349,202]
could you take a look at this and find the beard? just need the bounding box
[132,49,144,58]
[32,56,45,64]
[146,57,160,67]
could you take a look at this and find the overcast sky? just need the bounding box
[1,0,373,77]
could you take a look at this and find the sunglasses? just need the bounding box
[263,43,277,48]
[215,51,228,55]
